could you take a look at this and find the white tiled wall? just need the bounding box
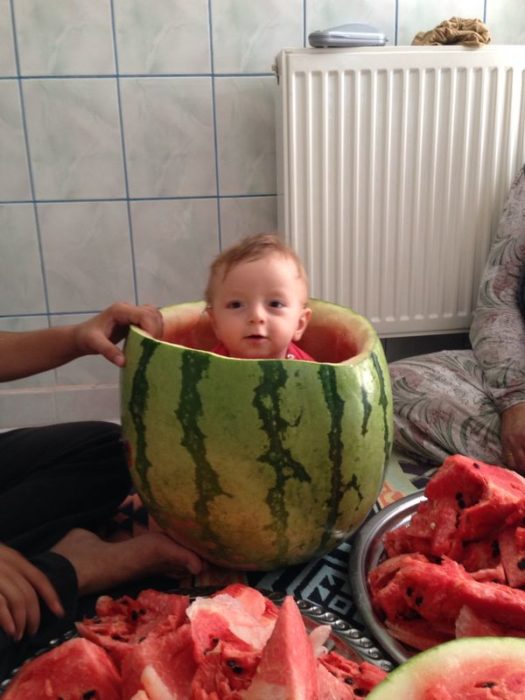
[1,0,524,428]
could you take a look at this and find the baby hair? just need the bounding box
[205,232,308,305]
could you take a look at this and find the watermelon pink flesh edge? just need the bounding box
[367,637,525,699]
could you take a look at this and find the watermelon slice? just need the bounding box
[385,456,525,566]
[426,455,525,540]
[1,637,121,699]
[191,642,262,697]
[370,549,525,651]
[369,555,468,635]
[498,523,525,587]
[187,586,278,660]
[454,605,525,639]
[317,663,355,699]
[318,651,387,699]
[121,622,197,699]
[76,588,189,667]
[242,595,318,699]
[367,637,525,699]
[2,583,387,698]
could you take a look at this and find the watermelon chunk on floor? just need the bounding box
[367,637,525,699]
[1,637,121,699]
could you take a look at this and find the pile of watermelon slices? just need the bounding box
[369,454,525,651]
[2,583,386,699]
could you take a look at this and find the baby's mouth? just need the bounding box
[245,334,266,340]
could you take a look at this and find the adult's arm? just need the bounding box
[0,303,163,382]
[0,545,64,640]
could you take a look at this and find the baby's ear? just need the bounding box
[204,304,215,325]
[294,306,312,340]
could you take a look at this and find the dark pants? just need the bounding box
[0,421,131,679]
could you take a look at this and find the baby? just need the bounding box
[205,233,314,360]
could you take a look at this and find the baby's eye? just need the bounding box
[226,300,242,309]
[269,300,285,308]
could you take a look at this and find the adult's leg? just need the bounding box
[390,349,503,465]
[0,421,130,557]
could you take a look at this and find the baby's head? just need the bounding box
[205,233,312,359]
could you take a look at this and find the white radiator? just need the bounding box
[275,46,525,337]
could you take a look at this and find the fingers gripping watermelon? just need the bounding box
[121,299,392,570]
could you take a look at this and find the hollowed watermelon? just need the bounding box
[121,299,392,570]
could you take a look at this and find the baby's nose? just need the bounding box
[249,305,266,323]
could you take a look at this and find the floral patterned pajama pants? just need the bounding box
[390,349,503,466]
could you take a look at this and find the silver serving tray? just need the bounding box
[348,491,426,665]
[0,587,393,693]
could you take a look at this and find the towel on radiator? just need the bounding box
[412,17,491,47]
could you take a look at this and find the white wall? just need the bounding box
[0,0,522,427]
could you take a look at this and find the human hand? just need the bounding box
[73,303,164,367]
[500,402,525,473]
[0,545,64,640]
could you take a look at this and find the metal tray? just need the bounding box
[348,491,426,665]
[0,587,393,693]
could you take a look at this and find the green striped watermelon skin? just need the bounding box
[121,299,392,571]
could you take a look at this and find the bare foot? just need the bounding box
[51,529,203,596]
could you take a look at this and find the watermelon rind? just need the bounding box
[121,298,392,570]
[367,637,525,699]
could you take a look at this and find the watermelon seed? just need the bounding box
[415,596,423,606]
[344,677,354,684]
[517,558,525,570]
[406,587,413,597]
[476,682,497,688]
[226,660,244,674]
[455,492,466,508]
[403,610,420,620]
[82,692,97,699]
[354,689,367,697]
[131,610,139,621]
[492,540,500,557]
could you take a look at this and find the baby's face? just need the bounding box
[208,254,311,359]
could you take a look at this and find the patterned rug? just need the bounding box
[101,450,434,619]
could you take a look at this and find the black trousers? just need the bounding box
[0,421,131,679]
